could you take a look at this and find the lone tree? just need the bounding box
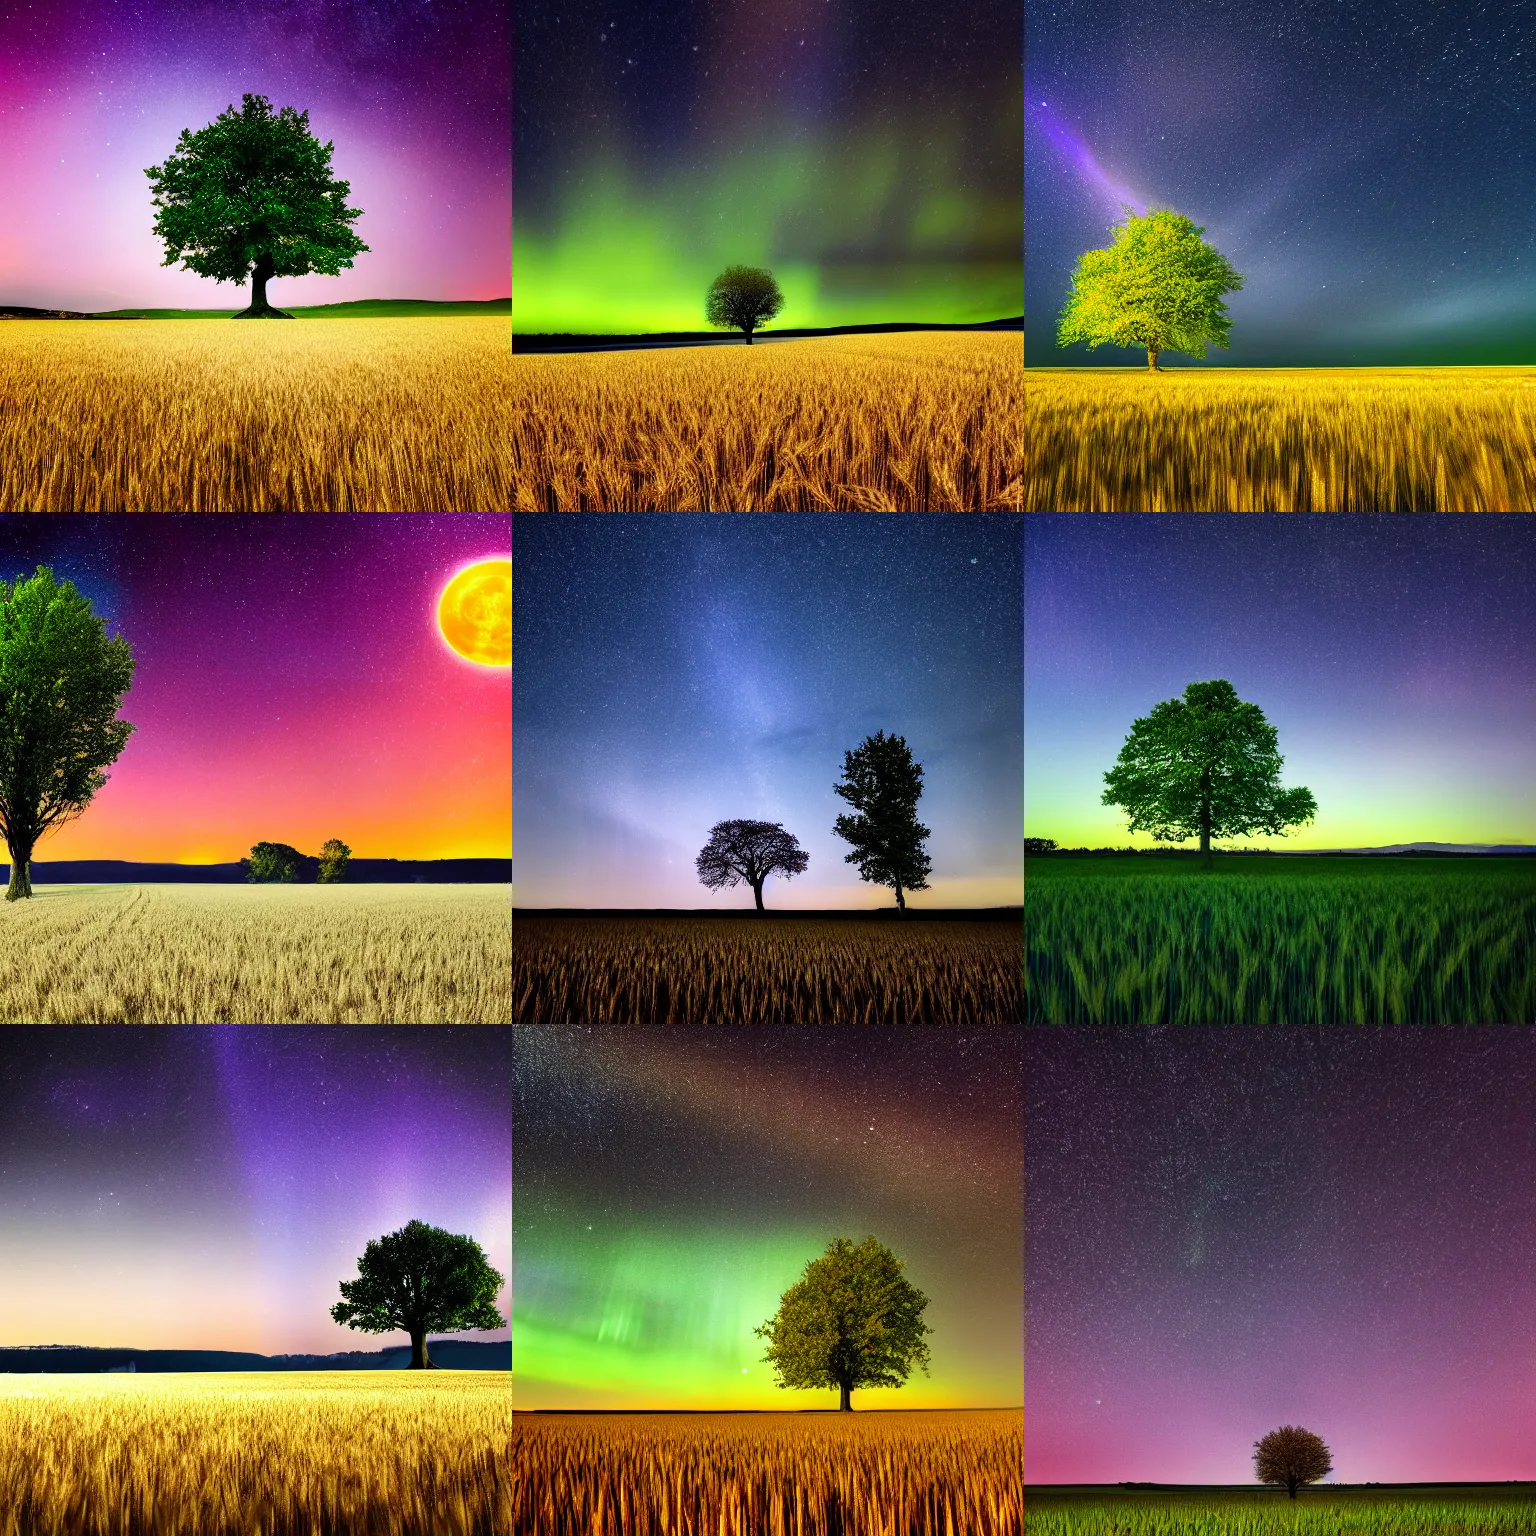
[705,265,784,344]
[1254,1425,1334,1499]
[145,93,368,319]
[243,840,306,883]
[696,819,808,910]
[755,1236,932,1412]
[1102,680,1316,868]
[832,731,932,911]
[1057,206,1244,371]
[0,567,136,902]
[331,1219,505,1370]
[1024,837,1059,855]
[318,837,352,883]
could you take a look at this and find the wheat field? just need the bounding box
[512,1410,1023,1536]
[0,319,1019,511]
[0,1372,510,1536]
[0,884,511,1023]
[1025,367,1536,510]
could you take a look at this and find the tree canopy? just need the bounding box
[244,841,306,883]
[0,567,136,901]
[832,731,932,911]
[318,837,352,883]
[1253,1425,1334,1499]
[1057,206,1244,371]
[705,266,784,344]
[1102,680,1316,864]
[331,1219,505,1370]
[145,93,368,319]
[755,1236,933,1411]
[696,819,808,910]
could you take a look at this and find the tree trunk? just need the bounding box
[839,1381,851,1412]
[1199,767,1212,869]
[1148,347,1161,371]
[407,1330,437,1369]
[894,878,905,913]
[5,835,34,901]
[1287,1483,1297,1500]
[743,326,753,345]
[235,254,294,319]
[752,878,765,911]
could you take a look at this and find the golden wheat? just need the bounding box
[512,916,1023,1024]
[0,1371,510,1536]
[1025,367,1536,510]
[512,1409,1022,1536]
[0,883,511,1023]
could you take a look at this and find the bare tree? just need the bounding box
[696,819,808,910]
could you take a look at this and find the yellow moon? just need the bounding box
[438,559,511,666]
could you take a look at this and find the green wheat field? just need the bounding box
[1024,856,1536,1024]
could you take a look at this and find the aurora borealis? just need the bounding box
[513,0,1022,333]
[513,513,1023,909]
[0,1027,510,1355]
[1025,514,1536,851]
[1027,0,1536,366]
[0,516,510,864]
[512,1027,1023,1409]
[1027,1028,1536,1483]
[0,0,508,312]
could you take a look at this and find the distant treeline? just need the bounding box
[0,1341,510,1372]
[0,858,512,884]
[1025,840,1536,858]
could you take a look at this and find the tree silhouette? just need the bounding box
[243,841,306,883]
[1057,206,1244,371]
[145,94,368,319]
[705,265,784,344]
[1102,680,1316,868]
[696,819,808,910]
[331,1219,505,1370]
[0,567,136,901]
[832,731,932,911]
[755,1236,933,1412]
[318,837,352,883]
[1254,1425,1333,1499]
[1024,837,1059,855]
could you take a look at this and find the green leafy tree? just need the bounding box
[331,1219,506,1370]
[318,837,352,883]
[244,840,306,883]
[145,94,368,319]
[1057,206,1244,371]
[1254,1425,1334,1499]
[1102,680,1316,867]
[755,1236,933,1412]
[832,731,932,911]
[705,265,784,344]
[0,567,136,901]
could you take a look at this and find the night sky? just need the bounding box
[513,0,1022,333]
[512,1027,1022,1409]
[0,1026,510,1356]
[0,516,510,864]
[513,513,1022,909]
[0,0,508,312]
[1027,1028,1536,1484]
[1026,0,1536,366]
[1025,514,1536,850]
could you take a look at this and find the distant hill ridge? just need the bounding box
[0,858,511,883]
[0,1341,510,1371]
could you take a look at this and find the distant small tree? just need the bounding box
[318,837,352,883]
[705,265,784,344]
[1024,837,1059,855]
[755,1236,933,1412]
[244,840,305,883]
[696,819,808,911]
[331,1219,505,1370]
[1254,1425,1333,1499]
[832,731,932,911]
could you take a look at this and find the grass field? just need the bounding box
[1025,857,1536,1024]
[0,321,1018,511]
[1025,1487,1536,1534]
[512,916,1023,1024]
[0,1371,510,1536]
[513,1410,1023,1536]
[0,884,511,1024]
[1024,368,1536,510]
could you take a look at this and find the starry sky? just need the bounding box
[513,513,1023,910]
[1027,1028,1536,1484]
[0,0,508,312]
[513,0,1022,333]
[0,515,510,865]
[1026,0,1536,366]
[1025,514,1536,850]
[0,1026,510,1355]
[512,1026,1022,1409]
